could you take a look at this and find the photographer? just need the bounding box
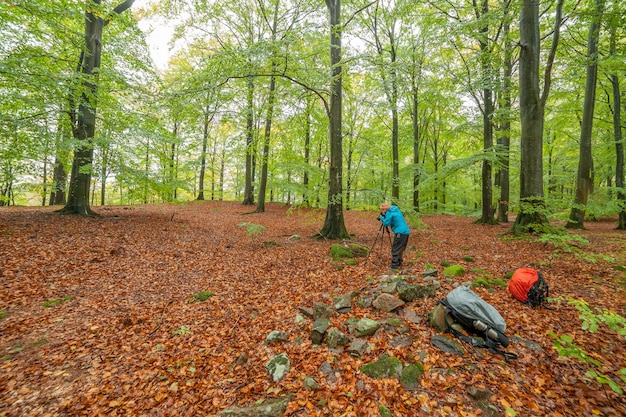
[378,203,410,272]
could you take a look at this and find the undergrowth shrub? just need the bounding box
[549,297,626,394]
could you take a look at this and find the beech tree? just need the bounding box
[566,0,605,229]
[512,0,564,234]
[61,0,136,214]
[318,0,349,238]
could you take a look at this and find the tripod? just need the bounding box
[366,222,392,262]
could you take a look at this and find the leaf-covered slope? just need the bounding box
[0,202,624,416]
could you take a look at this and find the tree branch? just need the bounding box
[541,0,564,106]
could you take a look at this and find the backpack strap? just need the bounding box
[528,271,555,310]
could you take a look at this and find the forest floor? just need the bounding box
[0,201,625,417]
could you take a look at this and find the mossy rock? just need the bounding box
[442,265,465,277]
[330,244,354,260]
[360,353,402,379]
[473,277,507,288]
[400,362,424,390]
[347,243,369,257]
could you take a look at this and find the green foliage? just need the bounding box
[549,297,626,395]
[171,325,191,336]
[0,311,7,320]
[537,230,588,251]
[377,404,392,417]
[237,222,266,238]
[193,291,214,302]
[42,296,73,308]
[550,332,624,395]
[462,255,474,262]
[566,297,626,337]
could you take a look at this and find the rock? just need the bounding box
[372,293,405,312]
[347,242,369,257]
[218,397,290,417]
[348,339,369,357]
[422,268,438,277]
[330,244,353,260]
[360,353,402,379]
[379,282,397,293]
[303,376,320,391]
[313,302,333,320]
[431,335,464,356]
[333,293,353,311]
[264,353,290,382]
[443,264,465,277]
[510,335,544,352]
[310,318,331,345]
[297,306,314,318]
[397,282,437,301]
[356,296,372,308]
[354,318,380,337]
[319,361,336,382]
[400,362,424,390]
[428,303,448,333]
[326,327,349,348]
[400,307,422,324]
[265,330,289,344]
[467,386,493,401]
[390,334,415,348]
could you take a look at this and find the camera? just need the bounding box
[376,212,385,221]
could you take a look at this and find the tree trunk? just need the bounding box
[197,104,211,201]
[609,21,625,229]
[256,73,277,213]
[61,0,135,214]
[410,44,424,212]
[512,0,563,233]
[303,96,312,206]
[50,155,67,205]
[243,77,256,205]
[566,0,605,229]
[318,0,348,239]
[497,13,512,223]
[477,0,496,225]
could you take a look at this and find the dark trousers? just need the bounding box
[391,233,409,269]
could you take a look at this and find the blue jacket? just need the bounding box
[380,205,410,234]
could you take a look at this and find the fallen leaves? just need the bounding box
[0,202,625,416]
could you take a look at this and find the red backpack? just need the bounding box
[509,267,550,307]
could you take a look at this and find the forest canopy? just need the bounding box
[1,0,624,226]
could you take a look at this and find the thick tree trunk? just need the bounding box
[567,0,604,229]
[318,0,348,239]
[61,0,135,214]
[512,0,563,233]
[476,0,496,225]
[497,15,512,223]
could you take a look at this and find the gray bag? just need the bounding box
[445,286,507,333]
